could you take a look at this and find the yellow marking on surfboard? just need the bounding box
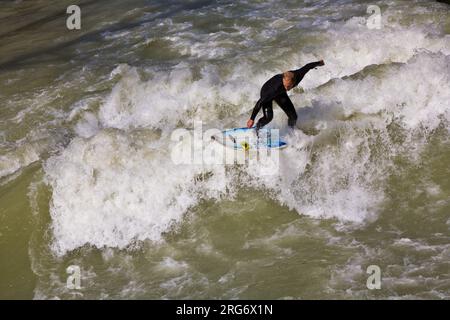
[241,141,250,151]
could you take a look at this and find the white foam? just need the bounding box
[156,257,189,273]
[243,51,450,223]
[302,52,450,130]
[302,17,450,87]
[50,0,450,253]
[0,144,39,178]
[74,112,100,138]
[98,63,256,130]
[44,130,231,255]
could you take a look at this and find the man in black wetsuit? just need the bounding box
[247,60,325,130]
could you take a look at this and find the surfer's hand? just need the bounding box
[247,119,254,128]
[318,59,325,66]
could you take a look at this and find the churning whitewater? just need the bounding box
[0,0,449,299]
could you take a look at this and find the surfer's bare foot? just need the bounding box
[247,119,254,128]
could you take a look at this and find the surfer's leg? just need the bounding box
[274,93,297,128]
[256,102,273,129]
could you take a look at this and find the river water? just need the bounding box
[0,0,449,299]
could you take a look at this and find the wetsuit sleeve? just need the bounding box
[250,89,276,120]
[250,74,282,120]
[250,98,263,120]
[292,61,322,87]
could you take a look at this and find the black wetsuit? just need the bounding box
[250,61,322,128]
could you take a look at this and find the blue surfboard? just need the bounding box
[212,127,287,150]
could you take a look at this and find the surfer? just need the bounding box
[247,60,325,130]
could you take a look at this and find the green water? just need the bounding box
[0,0,449,299]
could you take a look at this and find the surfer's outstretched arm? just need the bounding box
[291,60,324,86]
[294,60,324,75]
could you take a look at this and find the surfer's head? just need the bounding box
[283,71,294,91]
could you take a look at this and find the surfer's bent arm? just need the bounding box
[247,97,266,128]
[250,98,263,121]
[248,90,273,127]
